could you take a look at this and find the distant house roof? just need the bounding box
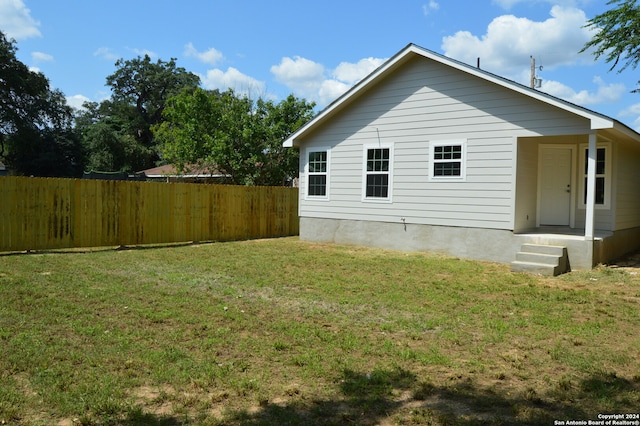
[140,164,228,179]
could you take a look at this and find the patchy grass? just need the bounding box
[0,237,639,425]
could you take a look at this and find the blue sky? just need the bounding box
[3,0,640,130]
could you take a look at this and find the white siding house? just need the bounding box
[283,44,640,272]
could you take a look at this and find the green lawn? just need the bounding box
[1,237,639,425]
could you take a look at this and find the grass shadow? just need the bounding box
[119,411,184,426]
[219,368,638,425]
[0,241,208,257]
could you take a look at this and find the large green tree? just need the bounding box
[77,55,200,172]
[256,94,317,186]
[0,31,84,176]
[582,0,640,74]
[153,88,315,186]
[75,101,146,172]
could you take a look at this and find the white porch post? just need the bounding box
[585,131,597,240]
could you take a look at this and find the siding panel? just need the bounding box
[298,55,591,230]
[614,142,640,229]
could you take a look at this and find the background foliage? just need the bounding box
[154,88,315,185]
[0,32,82,177]
[0,31,314,184]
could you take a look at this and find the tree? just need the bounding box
[582,0,640,73]
[0,31,84,176]
[105,55,200,169]
[0,31,45,152]
[255,94,318,185]
[76,55,200,173]
[153,88,315,186]
[76,100,153,172]
[8,127,85,177]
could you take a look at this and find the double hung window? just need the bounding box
[581,145,609,207]
[363,144,393,201]
[429,140,466,180]
[306,148,330,199]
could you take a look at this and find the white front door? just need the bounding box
[539,147,572,226]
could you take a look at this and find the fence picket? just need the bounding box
[0,177,299,252]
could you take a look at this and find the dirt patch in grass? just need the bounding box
[131,385,175,416]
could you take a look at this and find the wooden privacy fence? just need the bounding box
[0,176,299,252]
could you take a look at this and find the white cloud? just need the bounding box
[66,94,91,110]
[183,44,263,97]
[31,51,53,62]
[318,80,351,105]
[441,5,627,110]
[442,6,595,75]
[333,57,386,85]
[0,0,40,40]
[423,1,440,16]
[271,56,325,101]
[619,103,640,132]
[542,76,626,106]
[184,42,223,65]
[272,57,324,85]
[271,55,386,106]
[201,67,266,96]
[94,47,119,61]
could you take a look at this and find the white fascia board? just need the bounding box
[590,116,615,130]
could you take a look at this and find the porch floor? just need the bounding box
[515,226,612,241]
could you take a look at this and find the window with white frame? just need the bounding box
[363,145,393,201]
[306,148,330,199]
[429,140,467,180]
[580,144,610,207]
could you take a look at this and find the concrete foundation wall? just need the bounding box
[299,217,628,271]
[301,217,523,264]
[598,226,640,265]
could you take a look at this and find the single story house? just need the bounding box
[283,43,640,274]
[139,164,229,183]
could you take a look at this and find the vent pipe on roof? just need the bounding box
[477,57,480,69]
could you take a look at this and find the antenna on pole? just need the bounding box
[530,56,543,89]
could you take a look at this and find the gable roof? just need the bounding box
[284,43,639,148]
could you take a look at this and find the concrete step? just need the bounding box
[510,244,569,276]
[511,260,561,276]
[520,243,566,256]
[515,251,560,266]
